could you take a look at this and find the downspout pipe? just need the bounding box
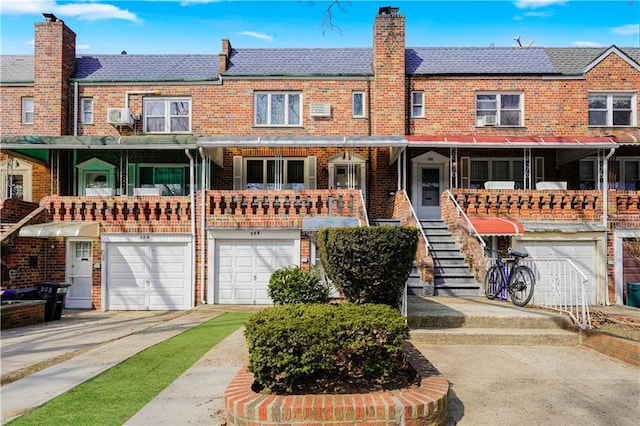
[73,82,78,136]
[185,149,197,307]
[603,147,616,306]
[602,147,616,227]
[198,147,207,304]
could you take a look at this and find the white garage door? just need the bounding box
[515,240,597,305]
[215,238,298,304]
[106,240,192,310]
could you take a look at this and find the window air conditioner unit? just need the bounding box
[107,108,134,127]
[309,103,331,117]
[477,115,497,126]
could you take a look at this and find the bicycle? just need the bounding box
[484,248,536,307]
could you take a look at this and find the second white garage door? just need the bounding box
[515,240,598,305]
[105,235,192,310]
[213,232,299,304]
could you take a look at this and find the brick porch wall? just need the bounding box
[224,341,449,426]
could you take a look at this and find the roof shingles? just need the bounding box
[2,46,639,83]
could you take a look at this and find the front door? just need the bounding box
[65,240,93,309]
[417,165,443,219]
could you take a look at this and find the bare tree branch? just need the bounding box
[302,1,351,35]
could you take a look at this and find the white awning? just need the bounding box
[19,222,100,238]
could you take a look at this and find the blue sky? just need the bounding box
[1,1,639,54]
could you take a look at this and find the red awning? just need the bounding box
[406,135,617,148]
[469,218,524,236]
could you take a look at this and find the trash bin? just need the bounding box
[35,282,71,321]
[626,282,640,308]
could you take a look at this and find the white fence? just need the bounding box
[486,257,592,329]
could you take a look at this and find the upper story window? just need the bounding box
[476,92,523,127]
[22,97,33,124]
[588,92,636,127]
[80,98,93,124]
[352,92,366,118]
[255,92,301,126]
[411,91,424,117]
[144,97,191,133]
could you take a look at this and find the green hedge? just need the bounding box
[244,303,409,393]
[267,265,330,305]
[317,226,419,306]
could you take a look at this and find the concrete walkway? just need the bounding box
[1,298,639,425]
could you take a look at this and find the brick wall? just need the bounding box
[372,9,406,136]
[408,56,639,136]
[34,15,76,135]
[0,300,46,330]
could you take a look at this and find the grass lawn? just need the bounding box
[8,312,250,426]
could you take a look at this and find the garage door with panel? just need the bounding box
[213,232,299,304]
[106,236,192,310]
[515,240,597,305]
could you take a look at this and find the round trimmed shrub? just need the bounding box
[267,265,330,305]
[244,303,410,394]
[317,226,419,307]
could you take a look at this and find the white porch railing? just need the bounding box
[486,256,592,329]
[523,257,592,330]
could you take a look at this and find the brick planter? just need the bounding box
[224,341,449,425]
[0,300,46,330]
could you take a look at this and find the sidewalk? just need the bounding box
[1,306,255,424]
[2,300,639,425]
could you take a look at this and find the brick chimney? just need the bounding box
[372,6,405,136]
[34,13,76,135]
[219,38,232,73]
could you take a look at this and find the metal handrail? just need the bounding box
[402,190,431,250]
[445,190,486,249]
[486,256,592,329]
[524,257,591,330]
[358,189,370,226]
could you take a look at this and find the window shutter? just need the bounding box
[307,156,317,189]
[127,163,136,196]
[233,156,243,190]
[461,157,470,188]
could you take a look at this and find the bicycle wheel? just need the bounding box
[509,265,535,307]
[484,265,503,299]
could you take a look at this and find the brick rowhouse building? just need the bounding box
[1,6,639,310]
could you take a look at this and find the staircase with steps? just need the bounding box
[407,296,579,345]
[421,219,480,296]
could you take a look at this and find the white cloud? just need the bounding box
[0,1,140,22]
[572,41,604,48]
[514,0,567,9]
[1,0,57,14]
[55,3,140,22]
[234,31,273,42]
[180,0,221,5]
[76,43,91,50]
[612,24,640,36]
[523,11,554,18]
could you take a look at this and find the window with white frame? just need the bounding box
[580,158,640,190]
[80,98,93,124]
[411,91,424,117]
[476,92,523,126]
[22,97,33,124]
[466,158,525,189]
[143,98,191,133]
[588,93,636,127]
[245,158,306,190]
[254,92,301,126]
[352,91,366,117]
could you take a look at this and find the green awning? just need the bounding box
[1,135,197,150]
